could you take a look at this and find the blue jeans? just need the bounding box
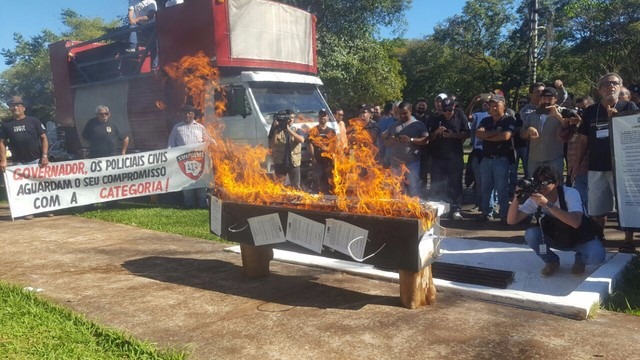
[510,146,528,195]
[405,161,422,198]
[480,156,510,218]
[392,161,422,198]
[183,187,208,209]
[471,155,496,210]
[572,173,589,214]
[515,146,528,178]
[524,226,605,265]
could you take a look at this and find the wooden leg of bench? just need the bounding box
[399,266,436,309]
[425,265,437,305]
[240,243,273,278]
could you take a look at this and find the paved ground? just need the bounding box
[1,204,640,359]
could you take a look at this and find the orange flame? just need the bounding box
[165,53,435,229]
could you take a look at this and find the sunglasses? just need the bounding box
[601,81,621,87]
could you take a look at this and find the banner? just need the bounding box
[611,112,640,231]
[3,144,212,218]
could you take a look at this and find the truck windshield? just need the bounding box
[251,82,328,124]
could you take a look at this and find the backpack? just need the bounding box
[537,186,603,249]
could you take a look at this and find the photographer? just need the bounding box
[268,109,305,189]
[507,165,605,277]
[519,87,568,177]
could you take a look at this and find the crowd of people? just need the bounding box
[267,72,639,276]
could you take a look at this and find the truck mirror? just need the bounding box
[231,86,251,118]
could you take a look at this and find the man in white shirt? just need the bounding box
[168,105,211,208]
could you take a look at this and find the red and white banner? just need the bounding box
[3,144,212,218]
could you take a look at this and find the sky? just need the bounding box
[0,0,467,73]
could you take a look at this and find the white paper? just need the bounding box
[247,213,286,245]
[210,196,222,236]
[285,212,325,253]
[323,219,368,259]
[611,114,640,229]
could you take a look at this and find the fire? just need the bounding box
[164,53,435,229]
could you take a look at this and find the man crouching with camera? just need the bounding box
[507,165,605,277]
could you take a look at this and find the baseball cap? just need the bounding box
[7,96,25,106]
[441,98,456,111]
[540,87,557,97]
[488,94,505,103]
[181,104,196,112]
[629,84,640,95]
[435,93,448,100]
[318,108,328,116]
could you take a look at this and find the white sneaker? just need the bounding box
[452,211,464,220]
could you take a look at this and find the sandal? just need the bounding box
[618,242,637,254]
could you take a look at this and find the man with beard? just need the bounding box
[427,98,470,220]
[578,73,638,253]
[520,87,567,177]
[381,101,429,197]
[413,98,429,125]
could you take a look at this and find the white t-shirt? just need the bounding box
[165,0,184,7]
[129,0,158,21]
[519,186,584,216]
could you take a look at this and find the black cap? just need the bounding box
[488,94,506,103]
[629,84,640,95]
[7,96,25,106]
[358,104,371,112]
[182,104,196,112]
[440,98,456,111]
[540,87,557,98]
[319,108,328,116]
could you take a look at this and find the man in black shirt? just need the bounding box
[427,98,469,220]
[82,105,130,158]
[475,94,516,222]
[0,96,50,219]
[0,96,49,171]
[578,73,638,252]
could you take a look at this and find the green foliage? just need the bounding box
[0,9,119,122]
[0,281,188,359]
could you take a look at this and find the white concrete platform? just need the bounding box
[225,238,634,319]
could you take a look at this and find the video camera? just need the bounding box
[273,109,293,128]
[559,107,579,118]
[535,106,579,118]
[515,178,542,200]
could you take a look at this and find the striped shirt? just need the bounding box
[167,121,209,148]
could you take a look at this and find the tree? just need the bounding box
[0,10,120,122]
[561,0,640,85]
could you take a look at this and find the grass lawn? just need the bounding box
[0,281,187,359]
[77,202,226,243]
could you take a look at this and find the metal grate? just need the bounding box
[432,262,515,289]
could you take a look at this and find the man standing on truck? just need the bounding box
[168,105,210,209]
[127,0,158,70]
[82,105,130,159]
[0,96,50,219]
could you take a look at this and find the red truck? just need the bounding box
[49,0,334,174]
